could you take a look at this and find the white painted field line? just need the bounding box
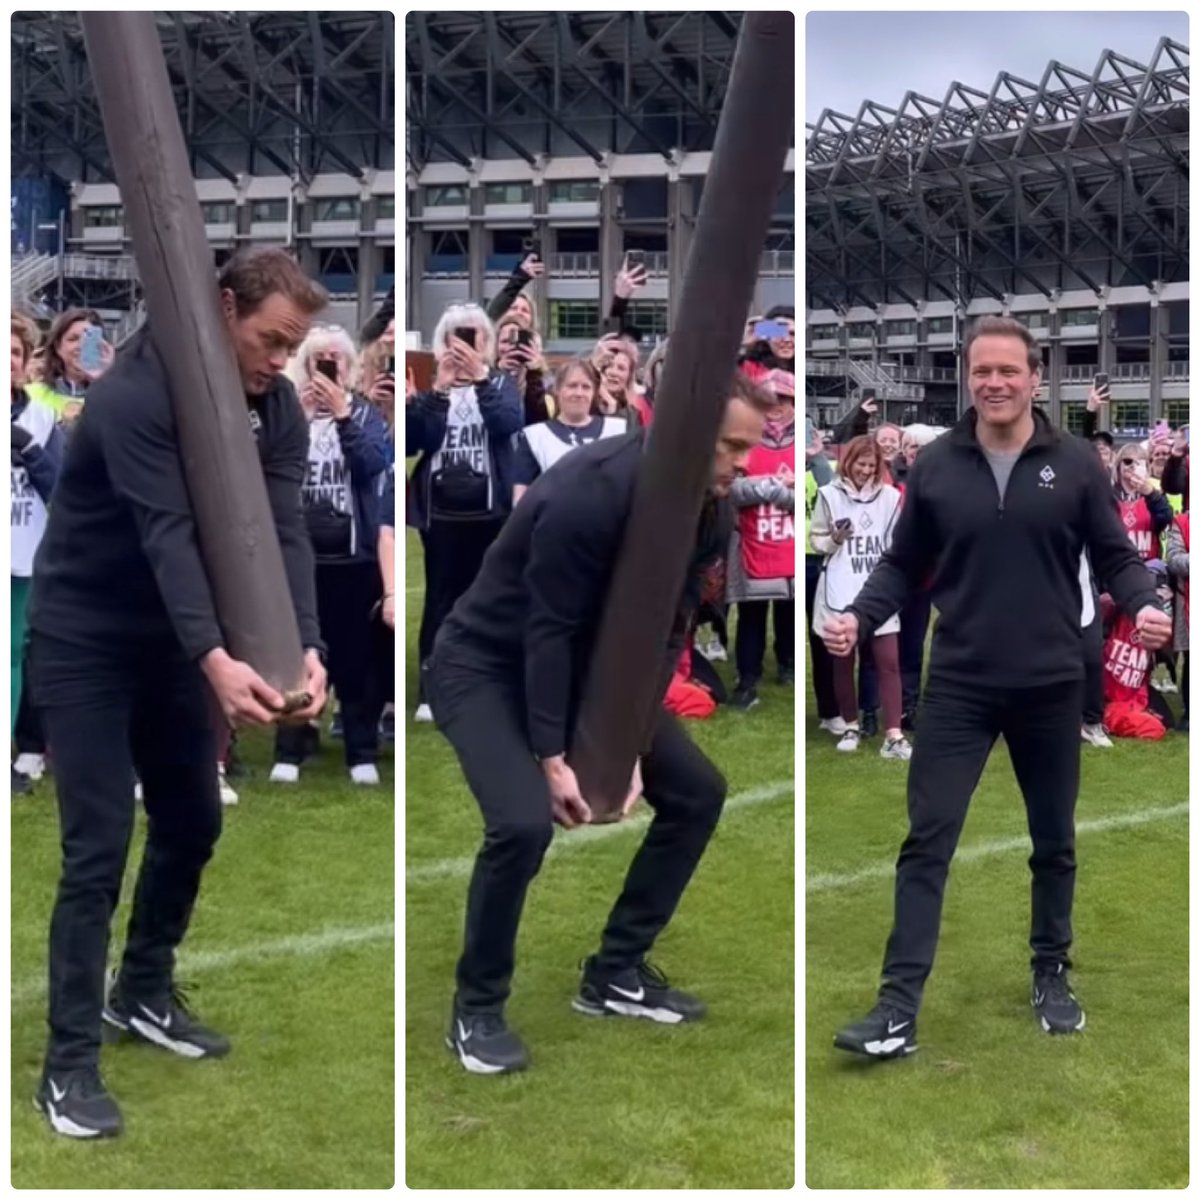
[407,778,795,884]
[11,922,394,1011]
[807,802,1189,894]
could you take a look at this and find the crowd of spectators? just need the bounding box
[11,273,397,800]
[405,251,797,723]
[805,372,1190,751]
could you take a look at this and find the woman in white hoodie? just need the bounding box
[811,435,911,760]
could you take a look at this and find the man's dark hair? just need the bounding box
[764,304,795,322]
[217,247,328,318]
[729,368,776,415]
[963,315,1042,374]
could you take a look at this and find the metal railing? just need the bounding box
[110,303,147,347]
[12,253,58,303]
[759,249,794,276]
[61,253,138,281]
[1165,360,1190,380]
[548,252,600,276]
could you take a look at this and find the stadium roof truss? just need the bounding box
[405,11,749,170]
[805,39,1189,310]
[12,11,395,185]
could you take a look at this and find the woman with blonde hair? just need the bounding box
[592,334,651,428]
[406,302,523,721]
[1113,441,1172,560]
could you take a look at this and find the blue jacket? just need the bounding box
[12,390,65,505]
[405,372,524,529]
[312,395,390,562]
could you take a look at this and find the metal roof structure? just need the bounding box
[806,38,1189,310]
[405,11,759,169]
[12,11,394,184]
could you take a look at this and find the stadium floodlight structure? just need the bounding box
[806,38,1188,311]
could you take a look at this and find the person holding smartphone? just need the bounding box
[495,317,550,425]
[1113,442,1173,560]
[810,436,910,760]
[268,326,390,786]
[406,303,523,723]
[25,308,114,430]
[739,305,795,372]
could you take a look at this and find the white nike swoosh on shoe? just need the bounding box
[886,1020,909,1034]
[49,1080,65,1102]
[456,1019,472,1042]
[609,984,645,1002]
[139,1003,171,1028]
[1033,990,1045,1005]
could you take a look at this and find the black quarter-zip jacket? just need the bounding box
[435,430,729,760]
[848,407,1161,689]
[28,329,324,662]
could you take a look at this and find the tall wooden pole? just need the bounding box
[79,13,308,704]
[571,12,794,820]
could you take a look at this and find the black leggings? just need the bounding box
[735,598,795,685]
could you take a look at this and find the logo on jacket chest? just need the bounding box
[1038,465,1056,490]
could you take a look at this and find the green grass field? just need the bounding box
[11,723,394,1188]
[805,658,1188,1188]
[404,531,795,1189]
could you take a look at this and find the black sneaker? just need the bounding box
[379,708,395,744]
[834,1002,918,1059]
[445,1008,529,1075]
[860,709,879,738]
[729,685,760,711]
[572,958,706,1024]
[1031,963,1085,1034]
[11,765,31,796]
[777,665,795,686]
[102,980,231,1059]
[34,1067,122,1139]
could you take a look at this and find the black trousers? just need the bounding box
[804,556,838,720]
[735,598,795,685]
[276,559,384,768]
[898,592,933,712]
[14,639,46,754]
[417,518,505,670]
[879,676,1082,1015]
[426,645,727,1013]
[1082,612,1105,726]
[30,632,222,1072]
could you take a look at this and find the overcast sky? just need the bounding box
[806,10,1189,123]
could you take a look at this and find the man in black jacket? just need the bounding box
[426,371,771,1075]
[824,315,1171,1059]
[28,248,329,1137]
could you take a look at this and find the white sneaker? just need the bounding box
[349,764,380,786]
[836,727,861,753]
[218,765,239,805]
[133,778,143,802]
[881,735,913,761]
[1081,723,1113,748]
[1151,676,1178,695]
[414,703,434,723]
[819,717,849,736]
[708,641,728,663]
[269,763,300,784]
[13,753,45,781]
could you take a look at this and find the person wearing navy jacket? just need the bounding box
[824,316,1171,1061]
[269,326,390,787]
[406,303,523,723]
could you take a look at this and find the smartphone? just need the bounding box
[454,326,477,349]
[1154,419,1171,438]
[1093,371,1110,398]
[754,320,790,340]
[625,249,645,271]
[861,388,877,406]
[522,236,542,259]
[1184,426,1191,446]
[316,359,338,383]
[384,356,396,377]
[79,325,105,374]
[834,518,853,533]
[515,329,534,350]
